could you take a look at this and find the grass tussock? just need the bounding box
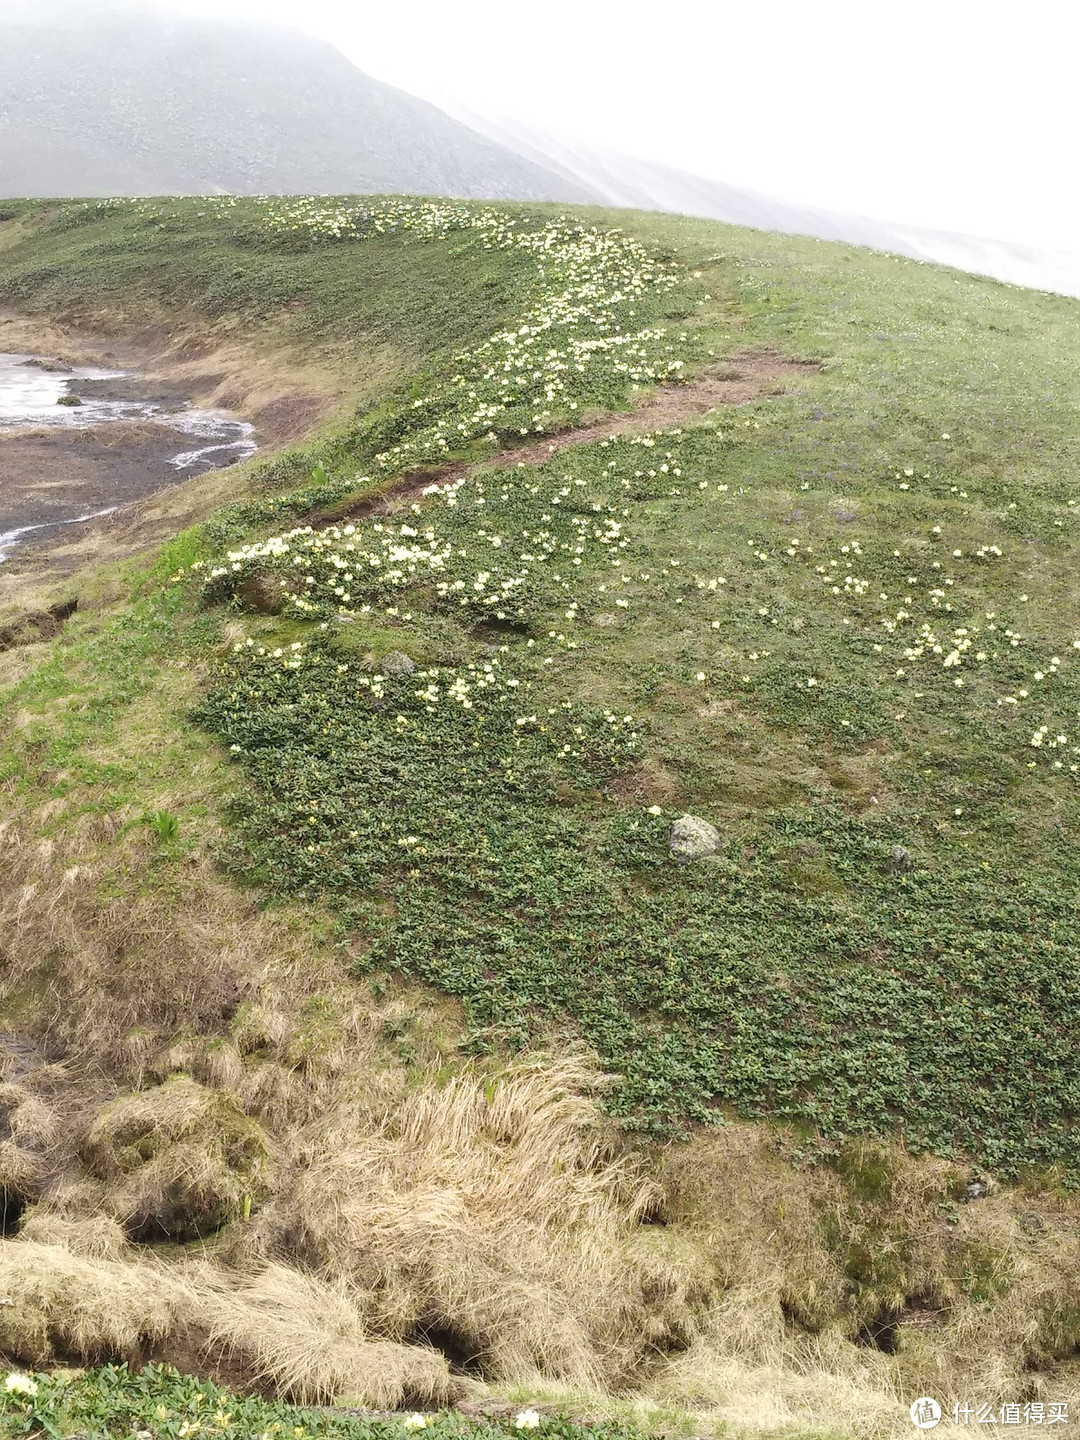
[249,1054,660,1388]
[0,1237,191,1367]
[2,764,1080,1428]
[0,1234,460,1409]
[82,1075,270,1241]
[197,1262,465,1408]
[0,810,252,1060]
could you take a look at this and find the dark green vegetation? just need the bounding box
[4,198,1080,1181]
[0,1364,612,1440]
[0,198,540,365]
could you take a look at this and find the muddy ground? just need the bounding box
[0,307,352,573]
[0,421,248,540]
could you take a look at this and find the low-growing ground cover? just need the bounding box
[3,197,1080,1429]
[176,197,1080,1175]
[0,198,542,374]
[0,1364,626,1440]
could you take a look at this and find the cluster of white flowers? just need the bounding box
[91,195,687,474]
[748,505,1080,774]
[4,1372,38,1398]
[224,641,639,766]
[247,197,686,468]
[403,1408,539,1433]
[201,464,634,627]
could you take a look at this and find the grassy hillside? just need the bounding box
[1,196,1079,1435]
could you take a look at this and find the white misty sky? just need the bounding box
[165,0,1076,252]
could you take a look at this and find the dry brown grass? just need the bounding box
[2,638,1080,1434]
[247,1054,664,1389]
[82,1075,270,1241]
[197,1262,465,1407]
[0,1233,461,1408]
[0,814,252,1060]
[0,1237,192,1367]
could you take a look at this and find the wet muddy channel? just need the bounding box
[0,352,257,561]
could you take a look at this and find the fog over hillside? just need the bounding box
[1,0,1077,301]
[0,1,591,201]
[443,107,1080,302]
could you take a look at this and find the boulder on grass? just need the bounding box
[669,814,721,863]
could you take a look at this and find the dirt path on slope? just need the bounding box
[324,350,821,526]
[0,350,818,643]
[498,351,820,464]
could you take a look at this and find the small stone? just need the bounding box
[963,1180,987,1201]
[669,814,721,863]
[887,844,913,872]
[56,393,83,407]
[380,650,416,675]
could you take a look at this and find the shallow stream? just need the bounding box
[0,352,257,561]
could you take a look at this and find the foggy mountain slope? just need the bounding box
[447,106,1080,301]
[3,1,1076,299]
[0,2,595,201]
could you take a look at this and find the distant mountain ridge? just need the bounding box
[2,1,1077,301]
[0,1,592,202]
[440,107,1080,302]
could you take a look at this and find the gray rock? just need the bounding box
[888,844,913,872]
[56,393,83,407]
[380,650,416,676]
[964,1180,988,1201]
[669,814,721,863]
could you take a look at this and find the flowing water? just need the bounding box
[0,352,257,562]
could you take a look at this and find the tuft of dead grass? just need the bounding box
[0,1235,461,1409]
[15,1209,130,1259]
[248,1053,659,1389]
[0,1237,192,1367]
[82,1075,270,1242]
[197,1262,466,1408]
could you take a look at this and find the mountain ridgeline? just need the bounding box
[0,2,591,201]
[1,1,1077,301]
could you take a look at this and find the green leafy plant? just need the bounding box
[0,1363,634,1440]
[145,808,180,843]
